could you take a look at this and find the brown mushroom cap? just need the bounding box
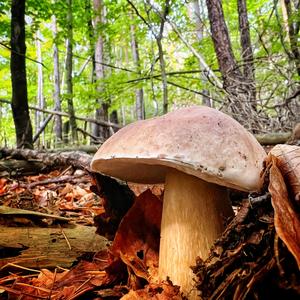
[91,106,266,192]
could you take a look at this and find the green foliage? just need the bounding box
[0,0,299,147]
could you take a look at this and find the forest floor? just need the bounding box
[0,145,299,299]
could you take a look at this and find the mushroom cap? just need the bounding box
[91,106,266,192]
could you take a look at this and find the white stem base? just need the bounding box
[159,169,233,299]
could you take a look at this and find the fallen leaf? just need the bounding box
[270,144,300,204]
[111,190,162,281]
[0,178,7,195]
[268,154,300,268]
[120,281,182,300]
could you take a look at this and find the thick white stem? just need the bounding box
[159,169,233,299]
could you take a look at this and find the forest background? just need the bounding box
[0,0,299,149]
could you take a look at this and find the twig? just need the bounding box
[0,42,47,69]
[60,226,72,250]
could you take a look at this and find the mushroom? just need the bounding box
[91,106,266,298]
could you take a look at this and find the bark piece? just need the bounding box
[0,224,108,270]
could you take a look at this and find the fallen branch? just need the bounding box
[254,132,291,145]
[0,148,93,170]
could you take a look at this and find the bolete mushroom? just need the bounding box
[91,106,266,298]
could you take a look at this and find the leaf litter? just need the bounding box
[0,145,300,299]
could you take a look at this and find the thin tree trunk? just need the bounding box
[66,0,78,143]
[156,0,170,114]
[189,0,211,106]
[157,39,168,114]
[36,30,45,146]
[130,12,145,120]
[237,0,256,110]
[282,0,300,76]
[10,0,33,149]
[52,13,62,143]
[92,0,110,140]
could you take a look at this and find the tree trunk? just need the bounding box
[66,0,78,143]
[10,0,33,149]
[156,0,170,114]
[189,0,211,107]
[52,12,62,144]
[206,0,258,131]
[33,30,46,147]
[237,0,256,110]
[281,0,300,76]
[130,12,145,120]
[35,30,45,146]
[157,39,168,114]
[92,0,110,140]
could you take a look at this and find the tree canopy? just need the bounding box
[0,0,299,148]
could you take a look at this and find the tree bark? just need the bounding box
[237,0,256,109]
[206,0,258,130]
[10,0,33,149]
[66,0,78,143]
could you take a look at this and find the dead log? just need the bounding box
[0,224,108,270]
[0,206,70,222]
[0,148,92,170]
[0,159,47,177]
[254,132,291,145]
[49,145,99,154]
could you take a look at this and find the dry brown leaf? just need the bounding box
[267,154,300,268]
[0,178,8,195]
[111,189,162,281]
[120,281,182,300]
[270,144,300,203]
[128,183,164,198]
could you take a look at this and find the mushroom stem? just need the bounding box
[159,169,234,298]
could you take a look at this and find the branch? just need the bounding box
[127,0,154,36]
[0,42,48,69]
[0,99,121,129]
[144,2,223,90]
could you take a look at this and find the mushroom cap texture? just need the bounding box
[91,106,266,192]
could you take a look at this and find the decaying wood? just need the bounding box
[0,224,108,270]
[0,159,46,176]
[0,205,70,222]
[48,145,99,154]
[254,132,291,145]
[0,148,92,170]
